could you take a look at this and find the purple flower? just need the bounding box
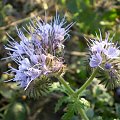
[104,46,120,58]
[88,31,120,68]
[33,14,74,55]
[90,53,102,67]
[4,13,72,90]
[87,30,120,89]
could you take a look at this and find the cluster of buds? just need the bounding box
[88,31,120,89]
[5,14,73,97]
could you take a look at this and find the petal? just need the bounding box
[90,53,102,67]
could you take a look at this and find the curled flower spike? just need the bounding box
[4,13,73,98]
[87,30,120,89]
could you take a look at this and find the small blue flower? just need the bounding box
[104,46,120,59]
[88,31,120,68]
[90,53,102,67]
[87,30,120,89]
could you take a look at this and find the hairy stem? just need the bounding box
[76,68,99,120]
[76,67,99,96]
[57,75,75,95]
[56,68,98,120]
[79,108,89,120]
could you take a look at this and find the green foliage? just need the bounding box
[86,108,94,118]
[86,79,118,119]
[61,103,75,120]
[56,96,90,120]
[4,102,27,120]
[55,96,69,113]
[61,97,90,120]
[115,103,120,118]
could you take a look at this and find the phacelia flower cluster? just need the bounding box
[88,31,120,88]
[5,14,73,92]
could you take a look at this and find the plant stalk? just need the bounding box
[76,68,99,120]
[79,108,89,120]
[76,67,99,96]
[57,75,75,94]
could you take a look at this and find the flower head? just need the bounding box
[4,13,72,97]
[87,30,120,89]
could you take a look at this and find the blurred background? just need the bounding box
[0,0,120,120]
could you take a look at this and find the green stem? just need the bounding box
[79,108,89,120]
[76,67,99,96]
[57,75,75,94]
[56,68,98,120]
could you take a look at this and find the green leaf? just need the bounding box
[55,96,68,113]
[62,103,75,120]
[61,99,87,120]
[0,83,16,99]
[92,116,103,120]
[4,102,27,120]
[115,103,120,117]
[86,108,94,118]
[55,83,71,95]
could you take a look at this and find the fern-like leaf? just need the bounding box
[61,103,75,120]
[61,98,89,120]
[55,96,69,113]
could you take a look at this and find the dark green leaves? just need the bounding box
[61,98,89,120]
[4,102,27,120]
[55,96,69,113]
[61,103,75,120]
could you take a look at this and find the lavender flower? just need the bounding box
[4,14,72,96]
[89,53,102,68]
[88,31,120,68]
[87,30,120,89]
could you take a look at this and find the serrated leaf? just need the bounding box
[61,100,85,120]
[56,84,70,95]
[62,104,75,120]
[55,96,68,113]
